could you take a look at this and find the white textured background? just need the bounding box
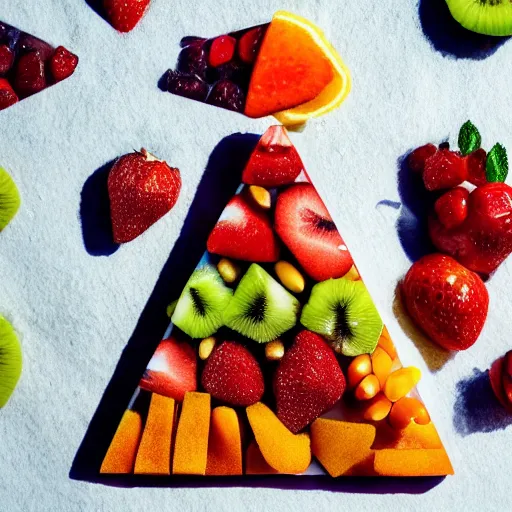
[1,0,511,510]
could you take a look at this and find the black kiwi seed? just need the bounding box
[190,287,207,316]
[333,302,353,341]
[247,295,267,323]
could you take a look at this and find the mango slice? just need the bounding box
[374,449,454,476]
[245,440,279,475]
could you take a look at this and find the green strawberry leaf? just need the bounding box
[486,143,509,183]
[458,120,482,156]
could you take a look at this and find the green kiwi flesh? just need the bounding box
[300,278,383,356]
[446,0,512,36]
[171,265,233,338]
[223,263,300,343]
[0,316,22,408]
[0,167,21,231]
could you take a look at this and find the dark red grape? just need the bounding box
[177,42,208,80]
[206,79,245,112]
[166,70,209,102]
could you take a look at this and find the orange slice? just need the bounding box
[245,11,350,125]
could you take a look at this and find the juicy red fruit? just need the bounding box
[408,143,437,174]
[206,79,245,113]
[402,254,488,351]
[465,148,487,187]
[434,187,469,230]
[238,26,266,64]
[201,341,264,407]
[49,46,79,82]
[275,183,354,281]
[208,35,236,68]
[165,70,208,102]
[0,78,18,110]
[242,125,304,187]
[489,356,512,411]
[177,41,208,80]
[423,150,468,191]
[274,331,345,433]
[14,51,46,98]
[103,0,151,32]
[0,44,14,75]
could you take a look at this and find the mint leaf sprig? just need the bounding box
[486,143,509,183]
[458,120,482,156]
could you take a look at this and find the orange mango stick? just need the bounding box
[100,410,142,474]
[374,449,454,476]
[246,402,311,474]
[373,421,443,450]
[206,406,242,476]
[134,394,175,475]
[172,392,211,475]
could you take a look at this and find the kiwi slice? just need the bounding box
[223,263,300,343]
[0,167,21,231]
[300,278,383,356]
[0,316,22,408]
[171,264,233,338]
[446,0,512,36]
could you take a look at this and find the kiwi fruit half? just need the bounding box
[0,167,21,231]
[300,278,383,356]
[223,263,300,343]
[446,0,512,36]
[171,264,233,338]
[0,316,22,408]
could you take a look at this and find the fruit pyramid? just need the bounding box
[0,21,79,112]
[161,11,351,127]
[100,126,453,479]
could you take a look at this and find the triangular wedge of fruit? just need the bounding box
[98,126,452,480]
[161,11,350,127]
[0,21,79,112]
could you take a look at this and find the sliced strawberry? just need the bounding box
[238,26,266,64]
[434,187,469,230]
[423,150,468,191]
[108,149,181,243]
[242,126,304,187]
[274,331,345,433]
[139,337,197,401]
[103,0,151,32]
[275,183,353,281]
[465,148,487,187]
[208,35,236,68]
[407,144,437,174]
[0,44,14,75]
[14,51,46,98]
[0,78,18,110]
[207,194,280,262]
[49,46,79,82]
[201,341,264,407]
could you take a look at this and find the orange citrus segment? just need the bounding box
[245,11,339,120]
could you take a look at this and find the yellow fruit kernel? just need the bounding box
[347,354,372,389]
[217,258,241,284]
[100,410,142,474]
[388,397,430,430]
[355,374,380,401]
[363,393,393,422]
[383,367,421,402]
[274,261,305,293]
[249,185,271,209]
[377,326,397,360]
[343,265,360,281]
[265,339,285,361]
[371,347,393,388]
[134,394,175,475]
[199,336,216,360]
[246,402,311,474]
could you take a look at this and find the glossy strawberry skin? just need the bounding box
[402,254,488,351]
[275,183,353,281]
[423,150,468,191]
[108,150,181,243]
[489,355,512,412]
[103,0,151,32]
[465,148,487,187]
[49,46,79,82]
[242,126,304,187]
[0,78,18,110]
[14,51,46,98]
[429,183,512,275]
[201,341,264,407]
[0,44,14,75]
[434,187,469,230]
[208,35,236,68]
[139,337,197,401]
[408,144,437,174]
[274,331,345,433]
[207,194,280,262]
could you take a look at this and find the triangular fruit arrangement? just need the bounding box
[161,11,351,127]
[99,126,453,479]
[0,21,78,111]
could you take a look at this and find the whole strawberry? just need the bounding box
[108,149,181,243]
[402,254,488,351]
[274,331,346,433]
[201,341,264,407]
[103,0,151,33]
[429,182,512,275]
[49,46,79,82]
[489,351,512,413]
[423,150,467,191]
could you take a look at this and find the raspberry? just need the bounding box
[423,150,468,191]
[407,144,437,174]
[208,35,236,68]
[434,187,469,229]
